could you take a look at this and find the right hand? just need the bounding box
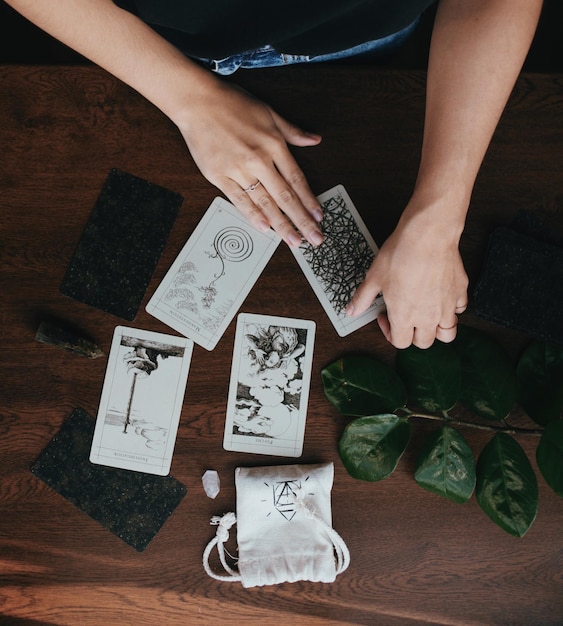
[177,80,325,248]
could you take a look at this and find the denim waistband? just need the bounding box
[193,17,420,75]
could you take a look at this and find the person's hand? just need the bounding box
[345,208,469,349]
[176,79,325,248]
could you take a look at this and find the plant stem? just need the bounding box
[404,411,544,436]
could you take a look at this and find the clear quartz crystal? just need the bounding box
[202,469,220,499]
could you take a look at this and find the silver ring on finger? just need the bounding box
[437,316,458,331]
[243,181,262,193]
[437,323,457,331]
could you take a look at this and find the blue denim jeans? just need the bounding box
[193,18,420,75]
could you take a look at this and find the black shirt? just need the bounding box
[116,0,436,58]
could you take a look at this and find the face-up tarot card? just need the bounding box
[90,326,193,475]
[146,197,281,350]
[290,185,386,336]
[223,313,316,457]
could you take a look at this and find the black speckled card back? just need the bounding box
[471,217,563,345]
[31,408,187,552]
[61,169,182,320]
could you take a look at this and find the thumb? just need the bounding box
[270,109,322,147]
[345,276,383,318]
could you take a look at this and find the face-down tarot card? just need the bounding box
[290,184,386,336]
[146,197,281,350]
[223,313,316,457]
[90,326,194,475]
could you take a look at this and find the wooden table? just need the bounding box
[1,65,562,626]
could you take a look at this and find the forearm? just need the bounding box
[4,0,219,125]
[407,0,543,234]
[5,0,325,248]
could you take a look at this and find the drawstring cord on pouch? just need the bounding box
[294,488,350,575]
[203,493,350,582]
[202,512,241,582]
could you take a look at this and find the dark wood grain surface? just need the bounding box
[1,65,562,626]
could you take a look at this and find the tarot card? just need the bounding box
[290,185,386,336]
[146,197,281,350]
[60,169,181,320]
[33,408,187,552]
[223,313,316,457]
[90,326,194,476]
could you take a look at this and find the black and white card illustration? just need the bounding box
[291,185,386,336]
[223,313,316,457]
[146,197,281,350]
[90,326,193,476]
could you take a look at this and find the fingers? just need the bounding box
[389,314,460,349]
[377,313,416,349]
[270,109,323,147]
[455,296,468,314]
[248,160,325,247]
[219,143,324,248]
[347,265,464,350]
[223,174,323,247]
[267,110,325,242]
[435,315,459,344]
[242,181,262,193]
[378,314,460,350]
[190,87,324,247]
[345,265,382,319]
[221,179,272,234]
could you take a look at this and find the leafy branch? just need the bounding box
[321,325,563,537]
[402,409,544,436]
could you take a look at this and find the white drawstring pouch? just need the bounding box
[203,462,350,587]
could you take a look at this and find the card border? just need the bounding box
[291,184,385,336]
[146,197,281,350]
[90,325,193,475]
[223,313,316,457]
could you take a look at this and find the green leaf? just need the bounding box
[338,414,410,481]
[396,341,461,412]
[414,425,476,503]
[454,325,518,421]
[517,341,563,426]
[536,420,563,497]
[476,432,538,537]
[321,355,407,417]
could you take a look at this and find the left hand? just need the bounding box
[345,210,469,349]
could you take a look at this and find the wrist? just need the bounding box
[397,191,468,246]
[150,57,223,132]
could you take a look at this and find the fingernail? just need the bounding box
[312,207,323,222]
[257,220,269,232]
[309,229,324,246]
[345,303,355,317]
